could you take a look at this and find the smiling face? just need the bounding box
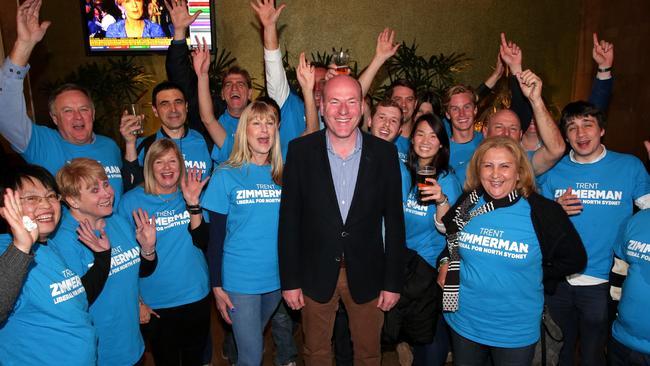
[391,86,417,123]
[369,105,402,142]
[70,179,114,220]
[246,115,277,160]
[17,178,61,241]
[153,149,181,194]
[221,73,252,117]
[484,109,523,141]
[445,92,477,134]
[123,0,144,20]
[565,115,605,162]
[479,147,519,199]
[50,90,95,145]
[153,88,188,133]
[321,76,363,140]
[412,120,441,165]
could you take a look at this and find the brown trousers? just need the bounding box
[301,268,384,366]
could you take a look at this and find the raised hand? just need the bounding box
[484,52,505,89]
[133,208,156,253]
[213,287,235,324]
[191,36,211,76]
[0,189,38,253]
[119,110,142,144]
[556,187,583,216]
[516,69,543,103]
[375,27,400,63]
[163,0,201,38]
[592,33,614,69]
[181,168,209,205]
[296,52,315,93]
[499,32,522,74]
[77,219,111,252]
[16,0,51,47]
[250,0,286,28]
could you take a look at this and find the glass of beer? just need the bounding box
[333,50,351,75]
[124,103,144,136]
[417,166,436,204]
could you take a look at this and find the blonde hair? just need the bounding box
[464,137,537,197]
[224,101,283,185]
[143,139,187,194]
[56,158,109,199]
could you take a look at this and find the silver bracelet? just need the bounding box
[436,195,449,207]
[141,248,156,257]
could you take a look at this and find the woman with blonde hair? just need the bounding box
[438,137,587,366]
[202,100,283,366]
[118,138,210,365]
[51,157,157,365]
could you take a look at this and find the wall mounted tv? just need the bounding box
[81,0,214,54]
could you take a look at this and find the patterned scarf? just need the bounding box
[442,188,521,312]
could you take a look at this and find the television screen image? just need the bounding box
[81,0,214,54]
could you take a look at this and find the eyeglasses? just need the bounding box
[19,193,61,205]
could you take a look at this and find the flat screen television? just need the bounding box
[81,0,214,54]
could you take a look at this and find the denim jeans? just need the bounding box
[547,280,609,366]
[271,301,298,365]
[608,337,650,366]
[450,329,536,366]
[226,290,281,366]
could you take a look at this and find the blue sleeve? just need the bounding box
[207,211,227,287]
[631,158,650,201]
[105,22,122,38]
[201,168,230,214]
[588,77,613,112]
[442,172,463,205]
[210,135,234,165]
[613,216,631,260]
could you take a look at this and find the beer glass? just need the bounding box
[333,50,351,75]
[124,103,144,136]
[416,166,436,204]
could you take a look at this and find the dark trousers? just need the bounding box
[413,314,451,366]
[450,329,535,366]
[547,280,609,366]
[609,337,650,366]
[142,295,211,366]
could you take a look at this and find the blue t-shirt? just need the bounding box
[106,19,165,38]
[201,163,281,294]
[612,209,650,354]
[449,132,483,185]
[23,124,123,204]
[403,171,462,267]
[118,186,209,308]
[394,136,410,164]
[0,235,96,365]
[137,129,212,176]
[444,198,543,348]
[211,111,240,164]
[538,151,650,280]
[49,213,144,366]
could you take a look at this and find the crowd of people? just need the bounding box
[1,0,650,366]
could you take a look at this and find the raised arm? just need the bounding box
[296,52,318,136]
[589,33,614,111]
[517,70,565,175]
[500,32,533,128]
[192,39,227,147]
[251,0,290,107]
[0,0,51,153]
[358,28,400,98]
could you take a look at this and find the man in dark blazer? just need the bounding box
[278,75,406,365]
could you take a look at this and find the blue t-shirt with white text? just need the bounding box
[49,213,144,366]
[118,186,209,308]
[394,136,410,164]
[137,128,212,176]
[538,151,650,280]
[444,198,543,348]
[0,235,96,365]
[612,209,650,354]
[201,163,281,294]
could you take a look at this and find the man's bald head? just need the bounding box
[483,109,523,141]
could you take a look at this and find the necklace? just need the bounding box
[157,190,179,203]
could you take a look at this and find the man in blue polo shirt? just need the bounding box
[0,1,123,203]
